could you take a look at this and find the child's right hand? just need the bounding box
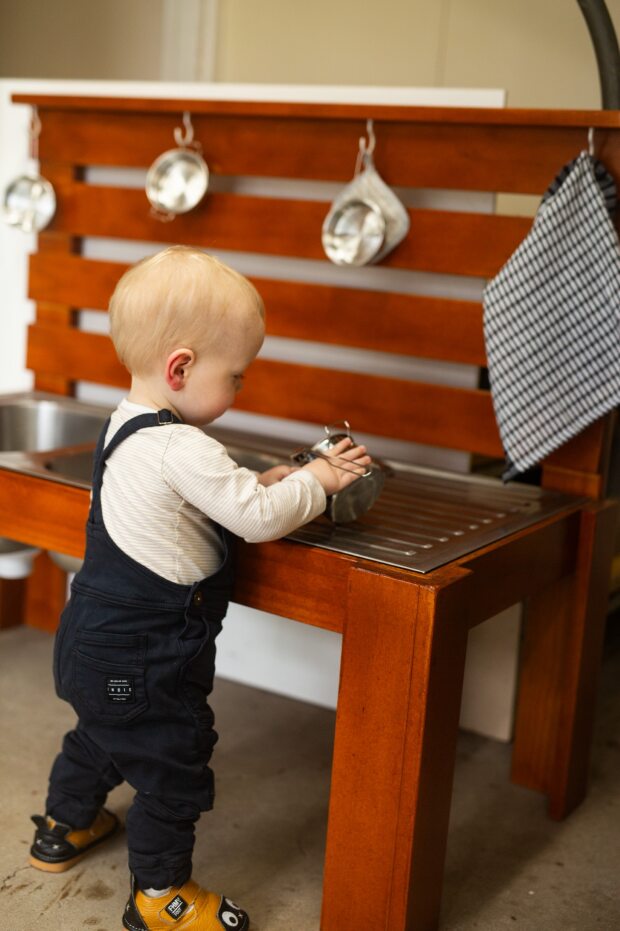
[302,438,371,496]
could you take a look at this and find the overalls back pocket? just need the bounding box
[71,630,149,725]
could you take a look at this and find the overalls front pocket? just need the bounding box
[71,630,149,725]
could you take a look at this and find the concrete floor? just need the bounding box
[1,618,619,931]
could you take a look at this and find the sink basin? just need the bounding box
[43,449,96,484]
[0,393,108,452]
[0,393,111,487]
[41,432,288,487]
[0,398,290,490]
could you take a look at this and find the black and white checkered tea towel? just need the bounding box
[483,151,620,483]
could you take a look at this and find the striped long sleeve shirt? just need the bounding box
[100,399,326,584]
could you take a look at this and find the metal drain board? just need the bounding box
[287,462,584,573]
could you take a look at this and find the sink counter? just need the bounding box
[0,392,587,576]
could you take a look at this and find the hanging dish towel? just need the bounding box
[483,151,620,482]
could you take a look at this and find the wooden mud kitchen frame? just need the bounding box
[1,94,619,930]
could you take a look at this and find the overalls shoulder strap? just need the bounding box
[89,409,183,526]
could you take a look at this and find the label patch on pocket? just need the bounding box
[106,677,135,703]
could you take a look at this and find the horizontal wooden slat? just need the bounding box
[239,359,501,455]
[29,253,488,366]
[254,281,487,365]
[29,253,126,310]
[30,110,617,195]
[26,324,501,456]
[43,175,531,279]
[27,325,129,390]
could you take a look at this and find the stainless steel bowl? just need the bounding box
[145,148,209,216]
[322,198,386,266]
[3,173,56,232]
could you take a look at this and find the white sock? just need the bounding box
[143,886,172,897]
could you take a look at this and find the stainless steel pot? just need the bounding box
[2,108,56,234]
[146,148,209,219]
[3,173,56,233]
[322,197,386,266]
[145,112,209,221]
[322,119,409,267]
[292,422,386,523]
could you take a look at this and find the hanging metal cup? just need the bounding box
[291,421,386,523]
[2,108,56,233]
[146,112,209,222]
[322,120,410,266]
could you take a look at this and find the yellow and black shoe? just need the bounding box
[29,808,119,873]
[123,876,249,930]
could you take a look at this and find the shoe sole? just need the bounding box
[29,819,120,873]
[29,851,87,873]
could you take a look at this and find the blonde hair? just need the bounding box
[108,246,265,375]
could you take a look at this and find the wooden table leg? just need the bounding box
[0,578,26,629]
[321,565,472,931]
[511,500,619,819]
[24,552,67,633]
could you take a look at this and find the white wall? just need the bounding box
[215,0,619,108]
[0,0,164,81]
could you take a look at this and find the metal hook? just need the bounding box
[29,106,42,161]
[361,119,376,156]
[588,126,596,157]
[355,119,377,175]
[173,111,195,148]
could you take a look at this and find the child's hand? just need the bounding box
[257,464,300,486]
[302,438,371,496]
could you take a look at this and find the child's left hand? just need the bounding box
[257,464,300,486]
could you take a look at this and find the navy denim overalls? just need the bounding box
[47,410,235,889]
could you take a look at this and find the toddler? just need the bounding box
[28,246,370,930]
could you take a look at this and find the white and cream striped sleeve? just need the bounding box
[161,426,326,543]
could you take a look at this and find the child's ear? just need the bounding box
[165,349,194,390]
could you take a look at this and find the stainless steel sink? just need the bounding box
[0,396,290,490]
[41,440,287,487]
[0,392,111,487]
[0,393,109,452]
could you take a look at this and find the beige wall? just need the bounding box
[215,0,620,109]
[0,0,163,80]
[1,0,619,109]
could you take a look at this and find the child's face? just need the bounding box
[175,311,265,426]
